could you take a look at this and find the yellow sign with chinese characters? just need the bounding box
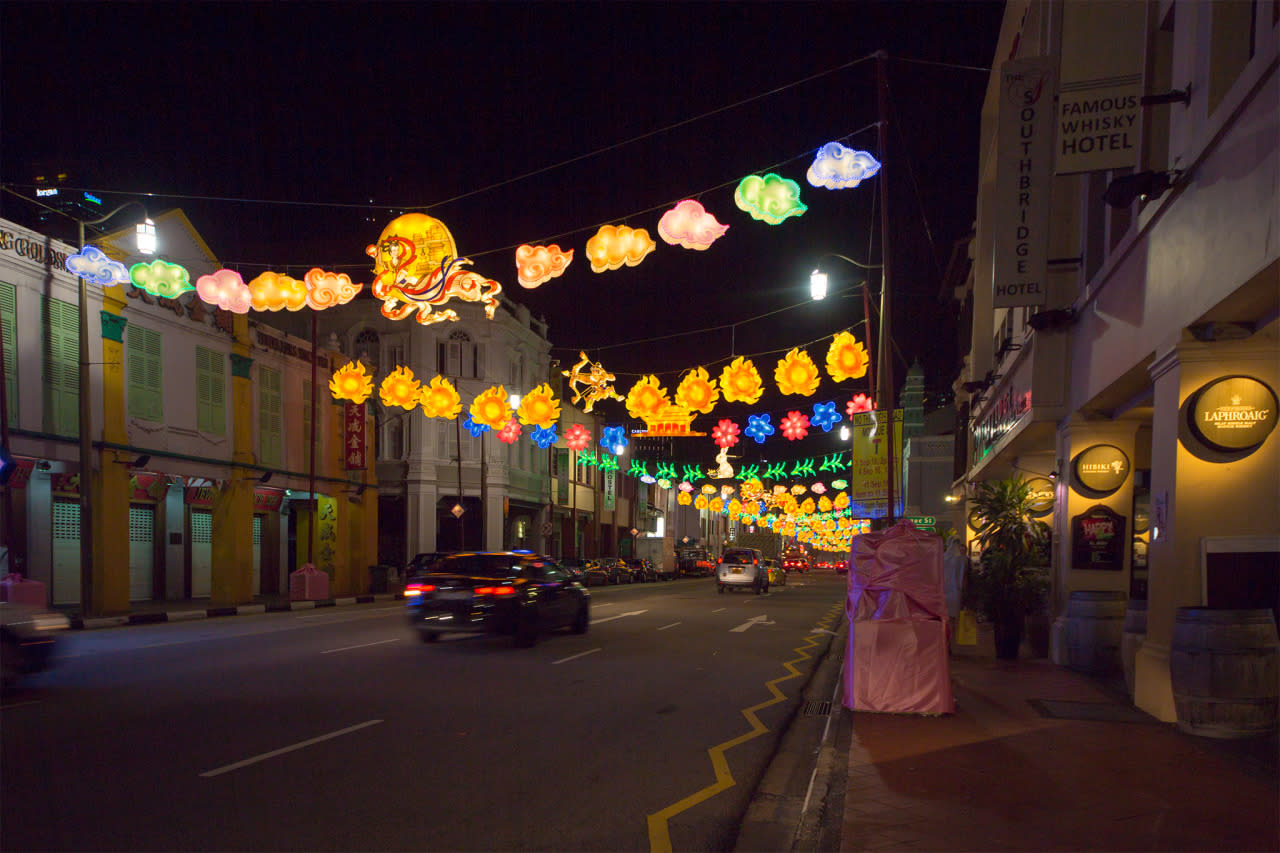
[846,409,903,515]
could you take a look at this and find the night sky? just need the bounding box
[2,1,1002,453]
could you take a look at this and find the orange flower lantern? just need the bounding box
[775,348,821,396]
[826,331,870,381]
[516,382,561,429]
[719,356,764,404]
[418,375,462,419]
[674,366,719,414]
[470,385,514,430]
[379,367,422,410]
[625,375,670,421]
[329,361,374,404]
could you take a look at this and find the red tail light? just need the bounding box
[474,585,517,597]
[404,583,436,597]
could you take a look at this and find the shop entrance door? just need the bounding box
[51,499,80,605]
[128,505,155,601]
[191,509,212,597]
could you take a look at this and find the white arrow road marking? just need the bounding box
[200,720,383,778]
[591,609,648,625]
[657,622,681,631]
[730,614,776,632]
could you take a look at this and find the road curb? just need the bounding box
[68,593,402,630]
[733,608,849,853]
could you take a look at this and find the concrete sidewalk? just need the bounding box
[835,639,1279,852]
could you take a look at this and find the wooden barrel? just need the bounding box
[1064,590,1126,675]
[1170,608,1279,739]
[1122,598,1148,697]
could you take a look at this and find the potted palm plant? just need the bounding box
[969,476,1053,660]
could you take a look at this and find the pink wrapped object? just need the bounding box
[289,564,329,601]
[1,573,48,607]
[843,521,955,715]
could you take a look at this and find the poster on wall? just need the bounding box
[1071,504,1126,571]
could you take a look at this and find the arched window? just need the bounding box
[438,330,484,379]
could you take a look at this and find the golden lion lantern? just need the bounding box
[366,213,502,325]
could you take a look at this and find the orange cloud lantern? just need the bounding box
[658,200,729,250]
[470,385,513,430]
[585,224,656,272]
[516,382,561,429]
[329,361,374,404]
[675,366,720,414]
[775,348,821,396]
[249,270,308,311]
[304,268,363,310]
[379,366,422,411]
[719,356,764,404]
[826,331,870,381]
[418,375,462,419]
[626,375,670,421]
[515,244,574,289]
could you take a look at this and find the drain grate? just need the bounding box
[1028,698,1158,724]
[803,700,833,716]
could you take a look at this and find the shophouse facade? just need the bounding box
[953,0,1278,722]
[0,211,377,614]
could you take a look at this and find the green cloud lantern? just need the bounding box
[129,259,193,299]
[734,173,807,224]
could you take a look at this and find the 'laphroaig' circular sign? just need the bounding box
[1073,444,1130,495]
[1188,375,1278,452]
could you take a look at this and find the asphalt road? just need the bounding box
[2,571,847,852]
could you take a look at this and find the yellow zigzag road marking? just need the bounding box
[647,602,843,853]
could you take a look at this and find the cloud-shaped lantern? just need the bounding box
[657,200,729,250]
[304,268,362,310]
[129,259,193,299]
[734,173,807,224]
[196,269,252,314]
[515,244,574,289]
[585,224,656,272]
[65,246,129,286]
[249,271,308,311]
[807,142,881,190]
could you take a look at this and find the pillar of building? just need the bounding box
[211,324,255,606]
[95,296,131,614]
[1049,418,1141,665]
[1135,336,1280,722]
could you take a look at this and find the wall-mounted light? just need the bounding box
[250,471,274,485]
[35,460,53,471]
[1028,308,1075,333]
[1140,85,1190,107]
[1103,170,1182,209]
[115,454,150,469]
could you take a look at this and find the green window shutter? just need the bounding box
[195,345,226,435]
[258,366,282,467]
[42,296,79,436]
[0,282,16,420]
[126,325,163,421]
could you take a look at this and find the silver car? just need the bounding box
[716,547,769,594]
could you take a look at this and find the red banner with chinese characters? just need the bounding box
[344,401,367,470]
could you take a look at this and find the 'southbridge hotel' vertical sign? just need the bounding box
[994,57,1055,309]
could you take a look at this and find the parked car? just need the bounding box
[629,558,658,583]
[584,557,628,586]
[765,559,787,587]
[1,601,70,687]
[555,557,589,586]
[405,551,589,647]
[676,547,714,577]
[716,547,769,594]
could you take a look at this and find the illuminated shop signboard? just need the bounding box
[972,386,1032,459]
[1072,444,1129,495]
[1188,375,1278,453]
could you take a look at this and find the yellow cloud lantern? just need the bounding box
[675,366,720,414]
[418,375,462,419]
[249,270,308,311]
[719,356,764,404]
[379,366,422,410]
[775,348,821,396]
[517,382,561,429]
[470,385,513,430]
[626,375,670,421]
[585,224,656,272]
[826,331,870,381]
[330,360,373,404]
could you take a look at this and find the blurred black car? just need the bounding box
[554,557,589,586]
[1,601,70,687]
[628,558,658,583]
[405,551,589,647]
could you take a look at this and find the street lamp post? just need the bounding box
[76,204,154,617]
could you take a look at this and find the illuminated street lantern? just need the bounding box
[585,224,656,272]
[418,375,462,419]
[562,351,624,412]
[470,385,514,430]
[657,199,729,250]
[826,331,870,381]
[774,347,821,396]
[806,142,881,189]
[329,360,374,404]
[65,246,129,285]
[734,173,807,224]
[626,375,670,422]
[129,258,192,298]
[515,243,574,288]
[249,270,308,311]
[719,356,764,404]
[674,366,719,414]
[303,267,362,309]
[195,268,252,313]
[516,382,561,429]
[379,366,421,410]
